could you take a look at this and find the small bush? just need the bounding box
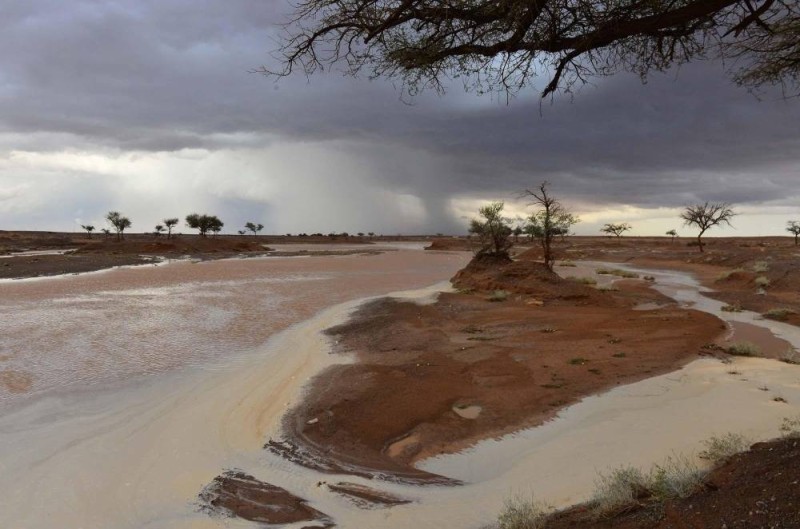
[497,494,551,529]
[596,268,640,279]
[754,276,771,288]
[780,348,800,365]
[698,433,749,463]
[591,466,649,517]
[568,276,597,285]
[568,357,589,365]
[763,308,797,321]
[753,261,769,273]
[648,454,705,501]
[488,290,509,302]
[725,341,760,356]
[715,268,745,282]
[721,303,742,313]
[780,415,800,438]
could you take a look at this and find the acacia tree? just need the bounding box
[81,224,95,238]
[163,218,179,239]
[186,213,223,237]
[269,0,800,98]
[106,211,131,241]
[154,224,165,237]
[469,201,513,257]
[522,182,578,271]
[787,220,800,245]
[601,223,632,238]
[244,222,264,236]
[666,229,678,242]
[680,202,736,252]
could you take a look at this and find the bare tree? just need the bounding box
[787,220,800,245]
[601,223,632,238]
[106,211,131,241]
[469,201,512,257]
[269,0,800,98]
[522,182,578,271]
[680,202,736,252]
[81,224,95,238]
[163,218,179,239]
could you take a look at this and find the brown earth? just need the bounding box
[276,257,725,483]
[545,436,800,529]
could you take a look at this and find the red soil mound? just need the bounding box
[73,237,268,255]
[424,237,473,251]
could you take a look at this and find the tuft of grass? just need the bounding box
[753,261,770,273]
[780,415,800,438]
[612,352,627,358]
[754,276,771,288]
[591,466,649,518]
[596,284,619,292]
[721,303,742,313]
[497,494,551,529]
[698,433,749,464]
[568,357,589,365]
[715,268,745,282]
[558,260,577,267]
[540,327,557,333]
[780,347,800,365]
[488,290,509,302]
[725,341,760,356]
[763,308,797,321]
[596,268,640,279]
[568,276,597,285]
[647,454,705,502]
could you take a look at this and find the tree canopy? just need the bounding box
[186,213,224,237]
[469,201,513,257]
[269,0,799,97]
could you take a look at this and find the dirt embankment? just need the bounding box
[274,256,725,482]
[545,436,800,528]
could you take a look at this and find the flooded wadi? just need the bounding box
[1,248,799,529]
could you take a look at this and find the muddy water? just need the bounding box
[3,254,800,529]
[0,247,468,529]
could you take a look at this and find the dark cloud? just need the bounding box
[0,0,798,233]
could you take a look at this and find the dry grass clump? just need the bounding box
[497,494,551,529]
[567,276,597,285]
[647,454,705,502]
[763,308,797,321]
[591,466,649,517]
[596,268,640,279]
[721,303,742,313]
[596,284,619,292]
[557,260,577,267]
[752,261,770,273]
[698,433,749,463]
[780,348,800,365]
[780,415,800,438]
[725,341,760,356]
[715,268,745,282]
[488,290,510,302]
[754,276,771,288]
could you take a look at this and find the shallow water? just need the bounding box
[2,254,800,529]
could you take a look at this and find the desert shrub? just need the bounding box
[596,284,619,292]
[780,348,800,365]
[715,268,745,282]
[568,276,597,285]
[647,454,705,502]
[780,416,800,438]
[763,308,797,321]
[726,342,760,356]
[497,494,551,529]
[753,261,769,273]
[591,466,648,517]
[596,268,639,278]
[698,433,749,463]
[754,276,771,288]
[488,290,510,302]
[721,303,742,312]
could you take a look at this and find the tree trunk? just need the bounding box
[697,232,704,252]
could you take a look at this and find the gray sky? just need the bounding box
[1,0,799,236]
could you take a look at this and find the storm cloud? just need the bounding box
[1,0,798,235]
